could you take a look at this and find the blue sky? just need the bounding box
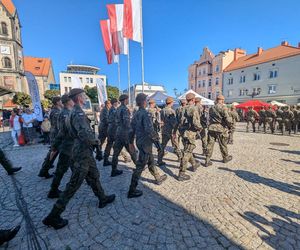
[14,0,300,96]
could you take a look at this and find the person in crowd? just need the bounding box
[21,108,37,144]
[41,116,51,144]
[9,108,22,147]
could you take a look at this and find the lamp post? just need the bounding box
[245,88,261,98]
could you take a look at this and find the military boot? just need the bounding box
[111,169,123,177]
[178,172,190,181]
[47,189,62,199]
[42,208,68,230]
[223,155,233,163]
[191,162,201,172]
[7,167,22,175]
[127,189,143,199]
[99,194,116,208]
[154,174,167,185]
[0,225,20,246]
[203,159,213,167]
[157,161,166,167]
[38,171,53,179]
[103,157,112,166]
[95,150,103,161]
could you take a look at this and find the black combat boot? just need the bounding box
[42,208,68,230]
[95,150,103,161]
[7,167,22,175]
[223,155,233,163]
[38,171,53,179]
[127,189,143,199]
[154,174,167,185]
[0,225,20,246]
[47,189,62,199]
[178,172,190,181]
[103,157,112,166]
[99,194,116,208]
[111,169,123,177]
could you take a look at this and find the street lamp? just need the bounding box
[245,88,261,98]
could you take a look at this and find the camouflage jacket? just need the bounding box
[107,106,117,137]
[99,106,110,130]
[259,110,267,120]
[147,107,161,132]
[160,106,177,135]
[229,110,240,125]
[265,109,276,119]
[246,110,259,121]
[276,109,284,120]
[208,103,232,133]
[282,110,294,121]
[292,109,300,122]
[179,104,202,134]
[116,104,131,141]
[49,107,61,142]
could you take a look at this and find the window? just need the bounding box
[191,85,193,90]
[90,78,93,83]
[64,87,68,93]
[68,77,71,82]
[2,57,12,68]
[69,87,72,91]
[86,78,90,83]
[268,85,276,94]
[253,73,260,81]
[208,92,212,99]
[202,80,206,87]
[215,65,219,72]
[216,91,220,97]
[198,70,201,76]
[228,77,233,85]
[228,90,233,97]
[1,22,8,35]
[203,69,206,75]
[208,79,212,86]
[35,67,40,70]
[269,70,278,78]
[79,77,83,83]
[64,77,67,82]
[216,77,219,85]
[198,81,201,88]
[18,60,22,67]
[239,89,246,96]
[240,75,246,83]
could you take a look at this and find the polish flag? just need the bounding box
[107,4,128,55]
[123,0,142,43]
[100,20,119,64]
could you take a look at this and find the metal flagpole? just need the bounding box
[117,60,121,97]
[127,41,131,105]
[140,0,145,93]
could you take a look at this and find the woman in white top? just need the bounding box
[9,108,22,147]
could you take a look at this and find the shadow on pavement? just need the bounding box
[240,205,300,249]
[219,167,300,196]
[268,148,300,156]
[292,170,300,174]
[281,159,300,165]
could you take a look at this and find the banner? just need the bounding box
[25,71,43,122]
[123,0,142,43]
[96,78,107,106]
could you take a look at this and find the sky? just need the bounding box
[13,0,300,96]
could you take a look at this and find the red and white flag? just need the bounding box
[123,0,142,43]
[107,4,128,55]
[100,19,119,64]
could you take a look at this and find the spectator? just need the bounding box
[41,116,51,144]
[9,108,22,147]
[22,108,36,145]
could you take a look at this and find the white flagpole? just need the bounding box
[140,0,145,93]
[127,41,131,105]
[117,60,121,97]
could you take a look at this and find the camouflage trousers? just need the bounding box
[265,118,275,133]
[104,134,131,161]
[51,150,106,215]
[98,126,108,151]
[111,137,137,171]
[38,149,59,176]
[206,131,228,161]
[50,152,73,192]
[258,119,266,132]
[283,119,292,134]
[292,120,299,134]
[157,133,182,164]
[228,127,235,144]
[129,143,160,191]
[276,119,283,132]
[179,132,197,173]
[0,148,13,173]
[198,128,208,154]
[246,120,256,132]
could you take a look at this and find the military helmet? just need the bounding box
[52,96,61,105]
[119,94,129,102]
[136,93,148,106]
[68,88,85,98]
[165,97,174,104]
[186,93,195,101]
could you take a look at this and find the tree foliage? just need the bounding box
[41,99,51,109]
[44,89,60,101]
[84,85,98,103]
[106,85,119,100]
[12,92,31,107]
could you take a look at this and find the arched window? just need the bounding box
[3,57,12,68]
[1,22,8,35]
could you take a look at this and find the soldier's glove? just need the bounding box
[153,141,163,152]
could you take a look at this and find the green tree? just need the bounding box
[106,85,119,100]
[41,99,51,109]
[12,92,31,107]
[84,85,98,103]
[44,89,60,101]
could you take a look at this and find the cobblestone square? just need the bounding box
[0,123,299,250]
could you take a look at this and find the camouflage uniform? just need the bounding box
[246,109,259,132]
[275,108,284,133]
[206,103,232,165]
[48,107,73,196]
[195,102,208,154]
[258,108,267,132]
[265,107,276,133]
[111,103,137,174]
[98,105,110,153]
[291,106,299,134]
[38,106,61,178]
[178,102,202,176]
[282,106,294,135]
[157,106,182,165]
[228,107,239,144]
[147,107,161,135]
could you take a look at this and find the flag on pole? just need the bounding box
[96,78,108,106]
[123,0,142,43]
[100,19,119,64]
[107,4,128,55]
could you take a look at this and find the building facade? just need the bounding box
[223,41,300,105]
[59,65,107,95]
[0,0,27,96]
[24,57,56,100]
[188,47,235,100]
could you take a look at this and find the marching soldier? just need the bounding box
[128,93,167,198]
[246,106,259,132]
[194,97,208,155]
[258,106,267,132]
[291,105,299,134]
[177,93,202,181]
[157,97,182,166]
[97,100,111,161]
[275,105,284,133]
[47,94,74,199]
[228,105,239,144]
[43,89,115,230]
[147,99,161,136]
[111,94,137,177]
[265,106,276,134]
[175,99,187,149]
[205,95,233,167]
[282,106,294,135]
[38,97,63,179]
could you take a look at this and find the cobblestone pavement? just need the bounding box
[0,123,299,250]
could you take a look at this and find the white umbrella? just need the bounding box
[270,100,287,107]
[178,89,214,106]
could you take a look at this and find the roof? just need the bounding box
[224,44,300,71]
[3,99,17,108]
[67,65,99,74]
[24,57,52,77]
[0,0,15,15]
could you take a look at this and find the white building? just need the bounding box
[223,41,300,104]
[59,64,107,95]
[123,83,167,105]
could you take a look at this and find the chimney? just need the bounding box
[281,41,289,46]
[234,48,246,61]
[257,47,263,56]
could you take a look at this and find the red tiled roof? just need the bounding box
[0,0,15,15]
[224,44,300,72]
[3,99,17,108]
[24,57,52,77]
